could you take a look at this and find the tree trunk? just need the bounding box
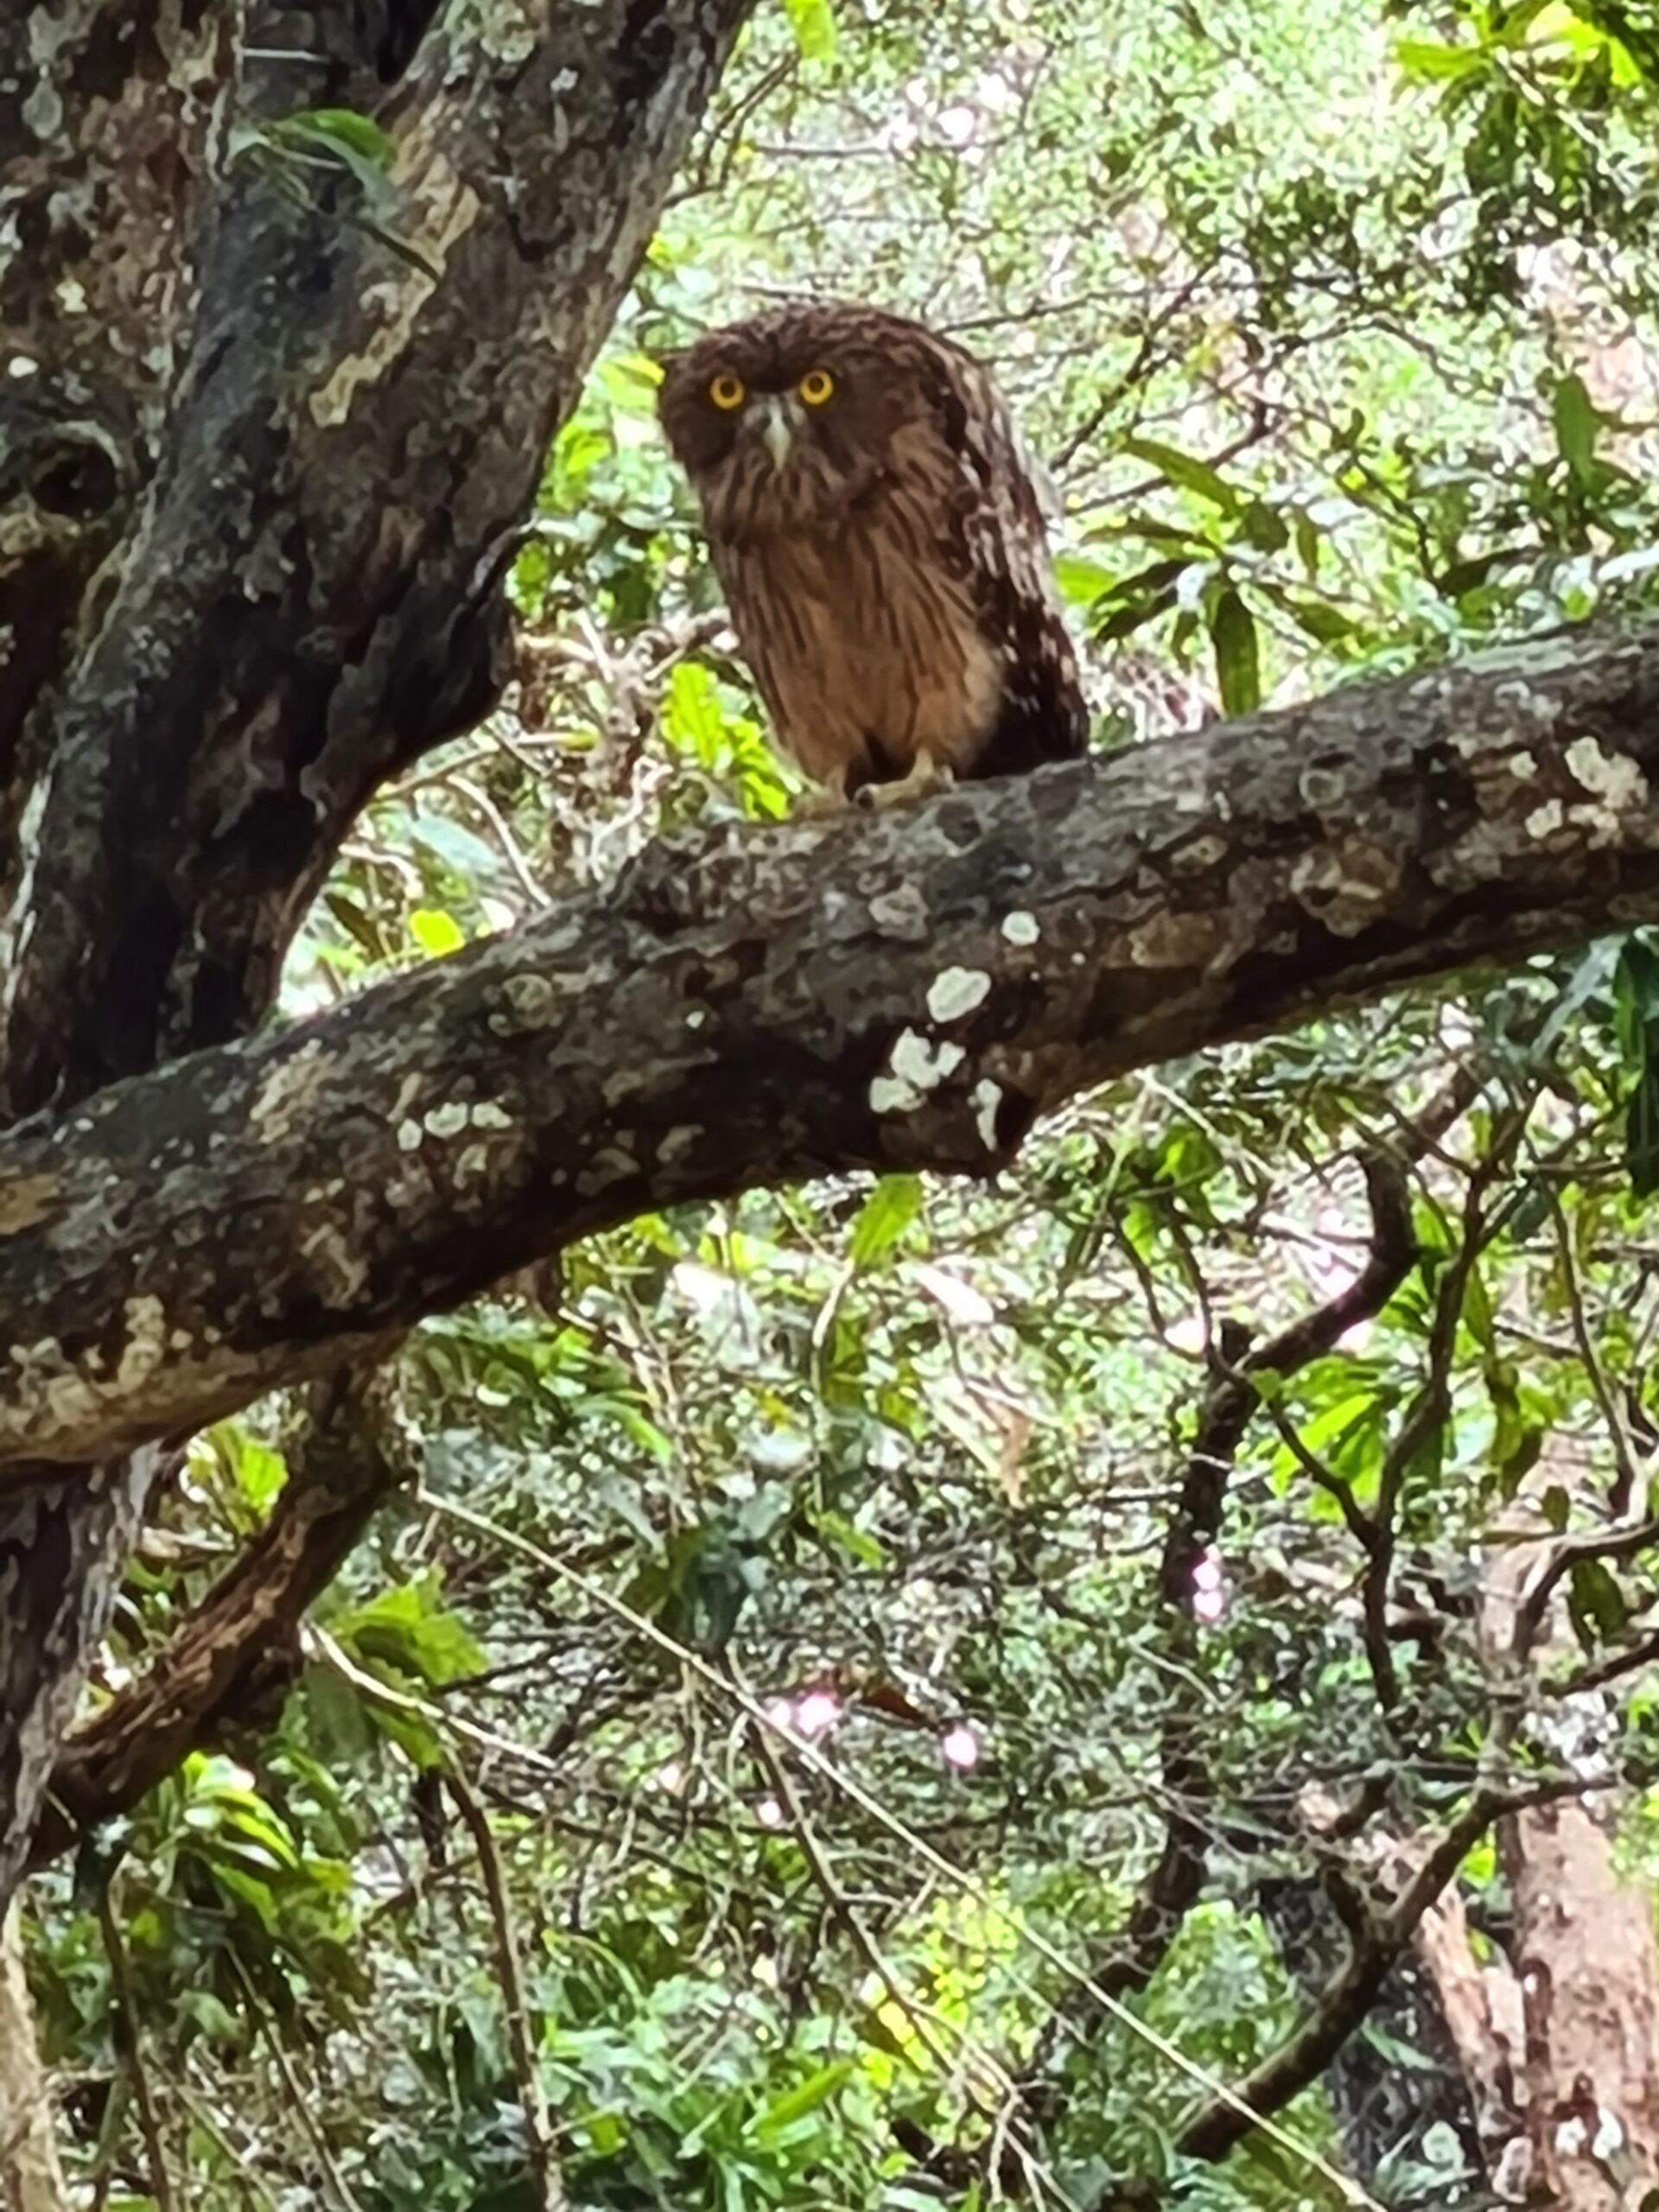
[1500,1795,1659,2209]
[0,1898,69,2212]
[0,0,754,1910]
[1421,1475,1659,2207]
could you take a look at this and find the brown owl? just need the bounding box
[657,301,1088,809]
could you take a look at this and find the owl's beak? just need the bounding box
[758,394,795,470]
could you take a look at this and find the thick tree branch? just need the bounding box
[3,0,758,1111]
[6,623,1659,1474]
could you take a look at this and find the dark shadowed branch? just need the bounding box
[29,1370,410,1870]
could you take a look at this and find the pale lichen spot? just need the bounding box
[1298,767,1348,811]
[686,1008,708,1030]
[1001,911,1039,946]
[1127,913,1212,968]
[20,79,61,140]
[1590,2107,1624,2161]
[455,1143,492,1184]
[1564,734,1647,812]
[300,1220,368,1300]
[1526,799,1567,839]
[659,1124,703,1164]
[6,354,38,380]
[1166,834,1229,873]
[1509,750,1539,779]
[396,1118,424,1153]
[1492,678,1560,726]
[576,1144,639,1196]
[1290,842,1400,931]
[972,1078,1003,1150]
[926,967,992,1023]
[0,1173,58,1233]
[423,1101,470,1141]
[870,1028,965,1114]
[117,1296,169,1389]
[470,1099,514,1131]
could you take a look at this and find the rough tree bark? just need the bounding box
[0,1901,69,2212]
[1417,1471,1659,2210]
[0,0,755,1911]
[7,625,1659,1473]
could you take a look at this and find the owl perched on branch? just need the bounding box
[658,301,1088,810]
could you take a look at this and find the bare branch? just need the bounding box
[445,1765,566,2212]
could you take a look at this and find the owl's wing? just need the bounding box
[922,346,1089,776]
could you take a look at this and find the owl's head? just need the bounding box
[658,302,948,538]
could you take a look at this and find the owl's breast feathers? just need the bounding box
[692,320,1086,796]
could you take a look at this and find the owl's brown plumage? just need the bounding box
[658,301,1087,806]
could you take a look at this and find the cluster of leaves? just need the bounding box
[26,1,1659,2209]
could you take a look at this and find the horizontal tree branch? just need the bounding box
[7,622,1659,1476]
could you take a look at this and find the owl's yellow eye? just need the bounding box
[709,373,746,410]
[798,368,835,406]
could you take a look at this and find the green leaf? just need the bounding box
[279,107,396,167]
[1552,372,1599,481]
[1262,583,1355,645]
[1209,587,1262,715]
[849,1174,922,1268]
[1462,1263,1495,1355]
[1568,1556,1630,1646]
[1122,435,1240,512]
[812,1510,889,1569]
[266,106,398,203]
[662,660,728,771]
[334,1579,487,1689]
[409,906,466,957]
[1052,550,1122,607]
[780,0,836,62]
[1394,37,1486,83]
[1615,936,1659,1196]
[750,2058,855,2142]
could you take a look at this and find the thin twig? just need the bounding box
[227,1951,364,2212]
[445,1765,565,2212]
[95,1882,174,2212]
[1516,1515,1659,1665]
[1547,1177,1646,1512]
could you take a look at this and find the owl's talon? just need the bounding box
[856,755,956,810]
[794,774,850,820]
